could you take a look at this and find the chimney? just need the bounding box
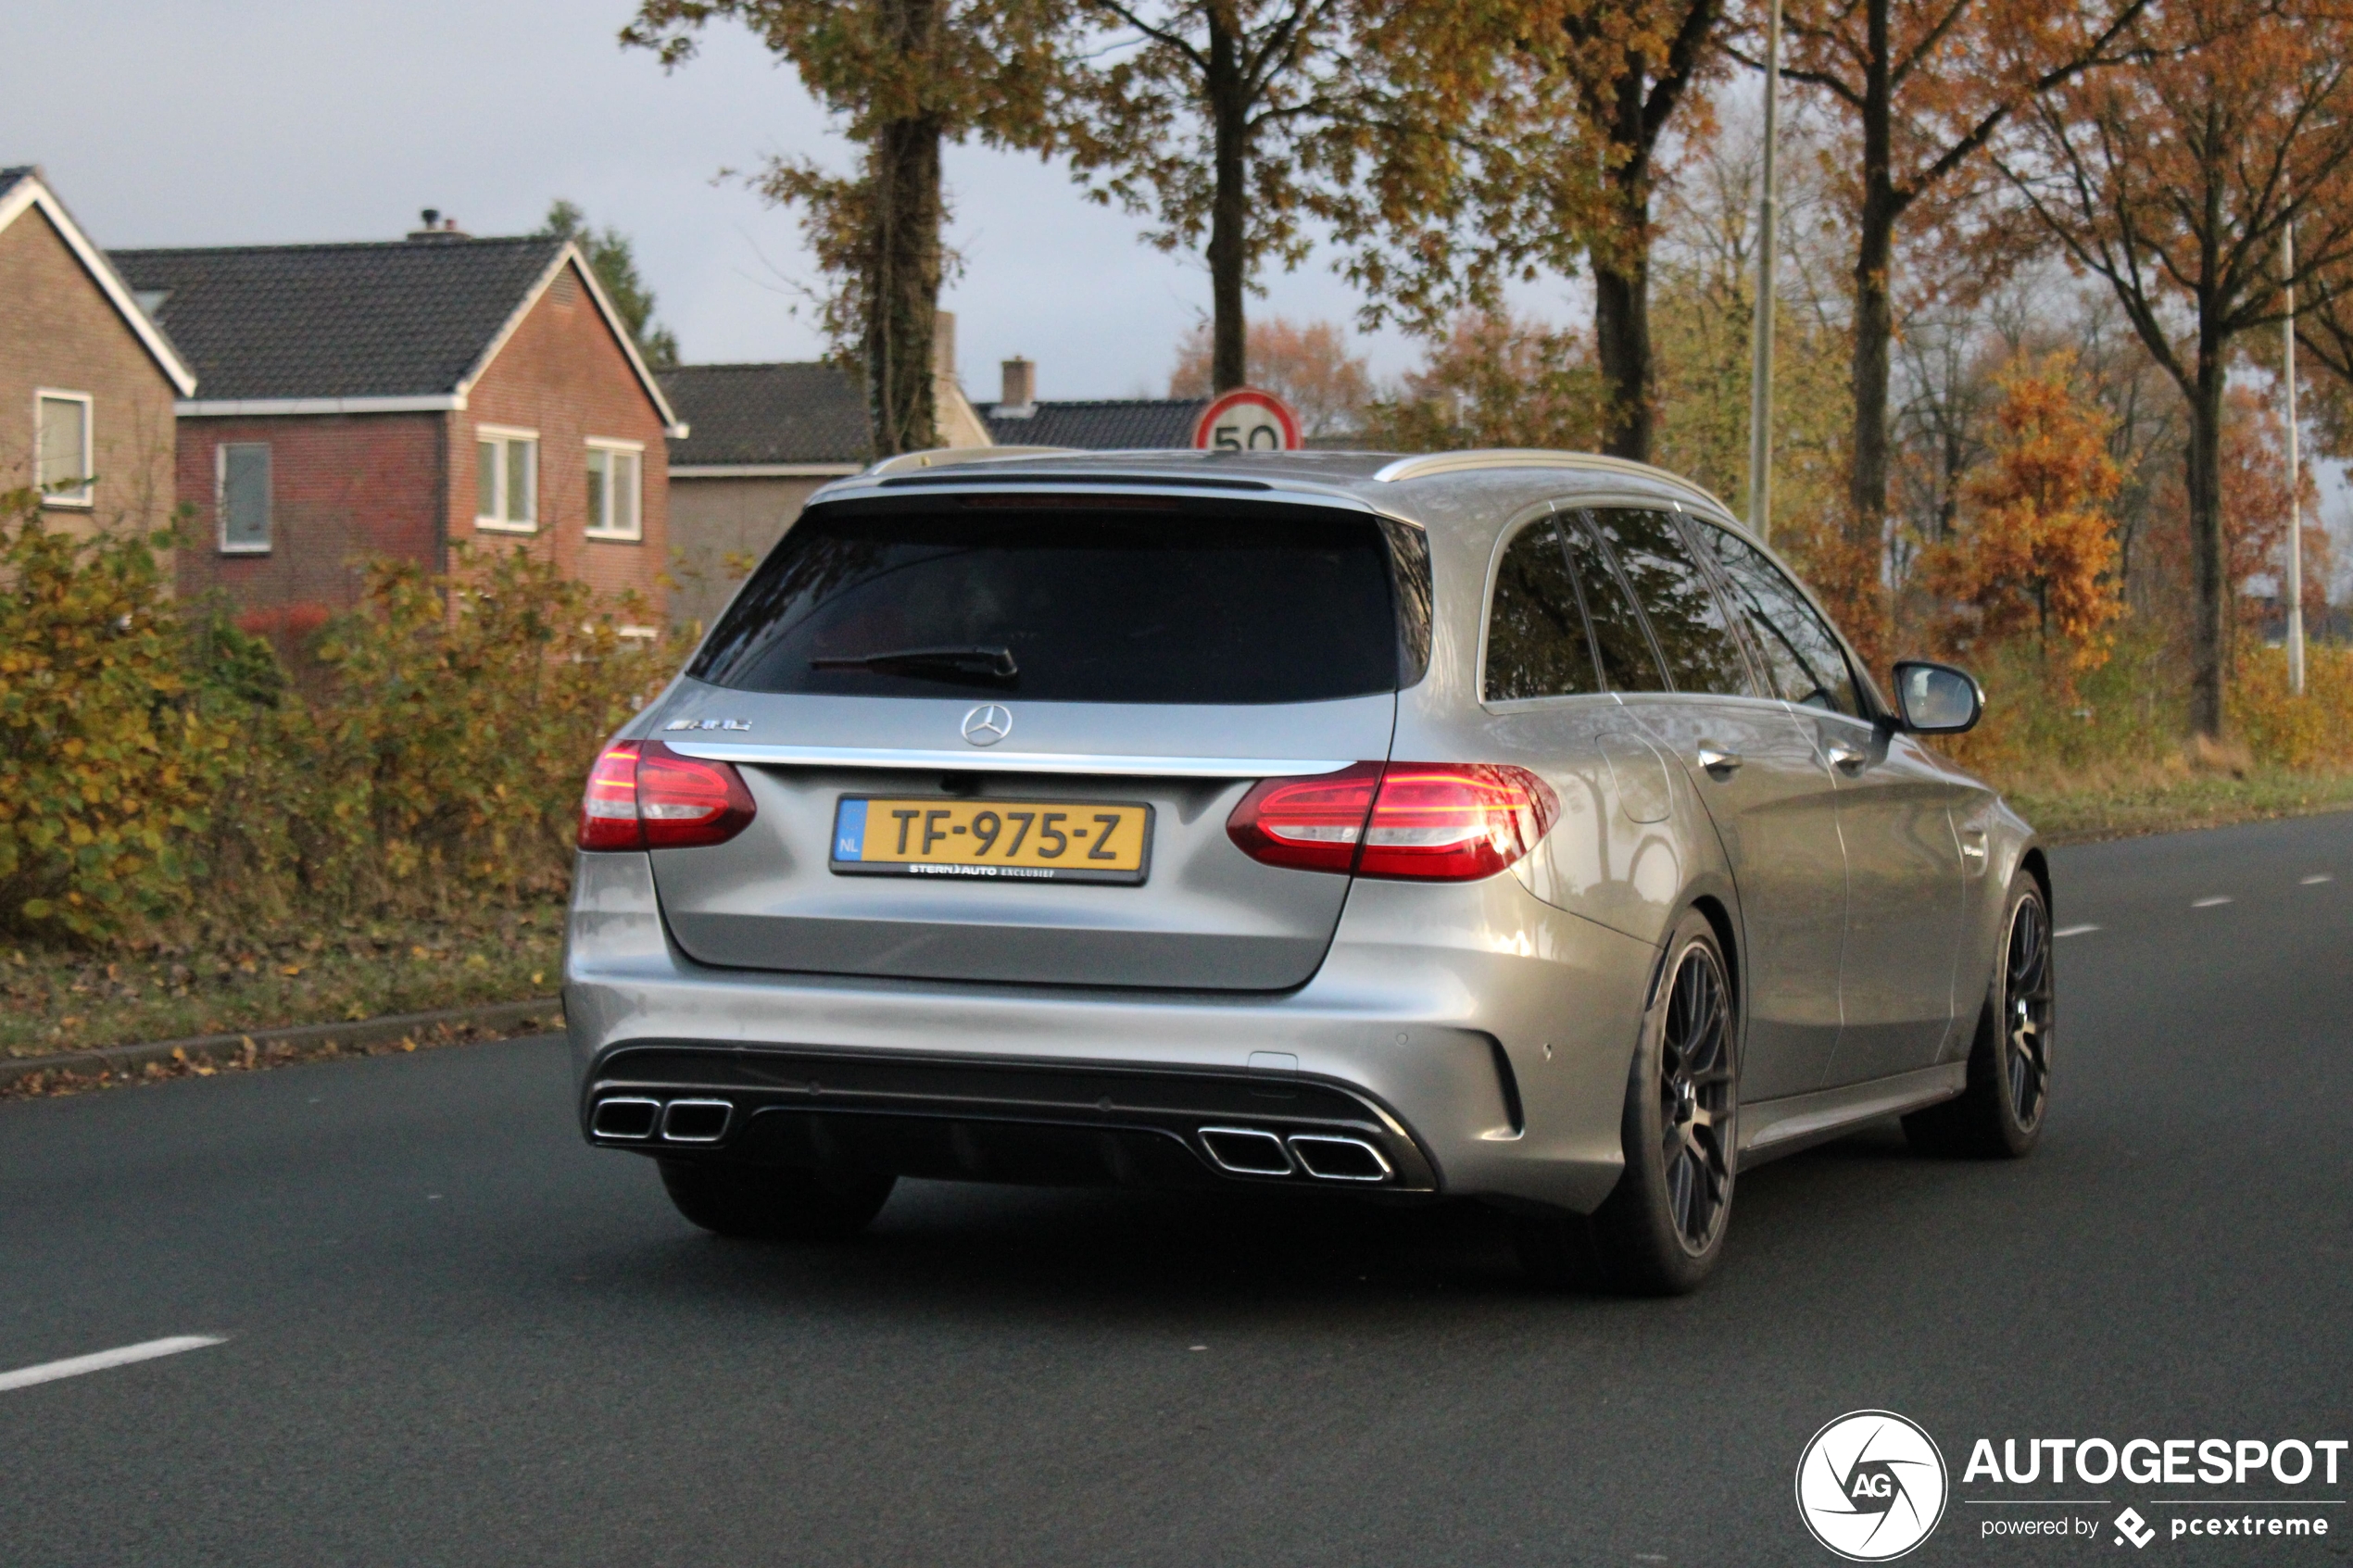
[407,208,469,242]
[999,356,1036,416]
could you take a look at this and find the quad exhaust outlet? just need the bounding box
[1198,1125,1392,1184]
[590,1095,734,1145]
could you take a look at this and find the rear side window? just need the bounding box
[1690,521,1863,718]
[1486,518,1602,701]
[1586,508,1755,697]
[691,503,1402,705]
[1560,513,1667,692]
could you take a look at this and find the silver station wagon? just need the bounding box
[564,447,2051,1293]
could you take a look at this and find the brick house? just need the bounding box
[0,167,196,539]
[112,219,684,630]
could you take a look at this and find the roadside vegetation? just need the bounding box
[0,490,676,1056]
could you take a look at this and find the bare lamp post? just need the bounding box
[2284,205,2307,696]
[1746,0,1783,544]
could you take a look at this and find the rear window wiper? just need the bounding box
[809,645,1019,683]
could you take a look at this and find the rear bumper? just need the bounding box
[581,1043,1439,1192]
[563,852,1657,1211]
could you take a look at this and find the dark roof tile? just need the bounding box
[977,397,1207,450]
[109,236,564,401]
[660,361,870,467]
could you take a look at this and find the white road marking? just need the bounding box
[2055,924,2101,937]
[2303,874,2334,885]
[2192,896,2233,908]
[0,1336,226,1393]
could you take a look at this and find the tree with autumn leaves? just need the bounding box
[1920,354,2124,681]
[623,0,1072,457]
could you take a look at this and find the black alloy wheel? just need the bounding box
[1516,909,1741,1295]
[2001,892,2053,1131]
[1656,939,1737,1255]
[1904,875,2054,1159]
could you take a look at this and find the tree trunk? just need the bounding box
[862,0,944,458]
[1592,76,1654,461]
[2184,334,2229,738]
[1847,0,1896,553]
[1205,1,1249,393]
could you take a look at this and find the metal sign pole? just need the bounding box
[1747,0,1784,543]
[2285,204,2306,696]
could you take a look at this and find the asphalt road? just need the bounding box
[4,813,2350,1567]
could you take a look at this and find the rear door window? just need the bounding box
[1688,521,1863,718]
[691,502,1403,705]
[1585,508,1755,697]
[1485,517,1603,701]
[1560,512,1668,692]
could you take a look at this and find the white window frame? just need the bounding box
[584,437,646,542]
[34,388,94,508]
[215,442,272,555]
[474,424,539,533]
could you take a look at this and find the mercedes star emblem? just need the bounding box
[961,704,1013,746]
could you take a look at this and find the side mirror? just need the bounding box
[1891,659,1982,734]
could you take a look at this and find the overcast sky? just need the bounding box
[6,0,1466,400]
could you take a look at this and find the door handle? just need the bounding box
[1695,746,1743,777]
[1826,743,1869,773]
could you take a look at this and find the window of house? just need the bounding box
[218,444,271,553]
[475,427,538,532]
[585,441,644,541]
[35,390,94,507]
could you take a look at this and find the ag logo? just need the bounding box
[1795,1410,1949,1561]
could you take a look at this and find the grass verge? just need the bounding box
[1994,764,2353,844]
[2,901,564,1060]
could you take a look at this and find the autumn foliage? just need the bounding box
[1919,354,2123,677]
[0,490,680,943]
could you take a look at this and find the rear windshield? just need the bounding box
[690,502,1404,705]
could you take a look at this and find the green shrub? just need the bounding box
[0,491,227,939]
[0,485,685,945]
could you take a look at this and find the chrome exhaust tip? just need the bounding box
[659,1098,734,1144]
[590,1097,661,1140]
[1198,1125,1294,1177]
[1287,1134,1392,1183]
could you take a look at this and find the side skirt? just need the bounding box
[1737,1062,1967,1168]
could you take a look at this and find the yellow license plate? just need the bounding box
[830,797,1153,884]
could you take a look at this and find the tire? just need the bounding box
[659,1159,897,1241]
[1903,873,2052,1159]
[1517,910,1739,1295]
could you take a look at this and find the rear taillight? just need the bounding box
[576,740,756,852]
[1225,762,1385,873]
[1356,763,1557,881]
[1227,761,1557,882]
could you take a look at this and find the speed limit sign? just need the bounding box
[1191,387,1303,452]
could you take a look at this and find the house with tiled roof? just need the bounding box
[113,212,683,631]
[977,358,1207,449]
[658,314,990,628]
[0,166,196,540]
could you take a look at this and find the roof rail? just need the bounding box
[865,445,1082,476]
[1371,449,1732,514]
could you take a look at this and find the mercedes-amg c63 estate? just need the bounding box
[563,446,2051,1293]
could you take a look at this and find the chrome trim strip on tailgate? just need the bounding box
[659,742,1351,778]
